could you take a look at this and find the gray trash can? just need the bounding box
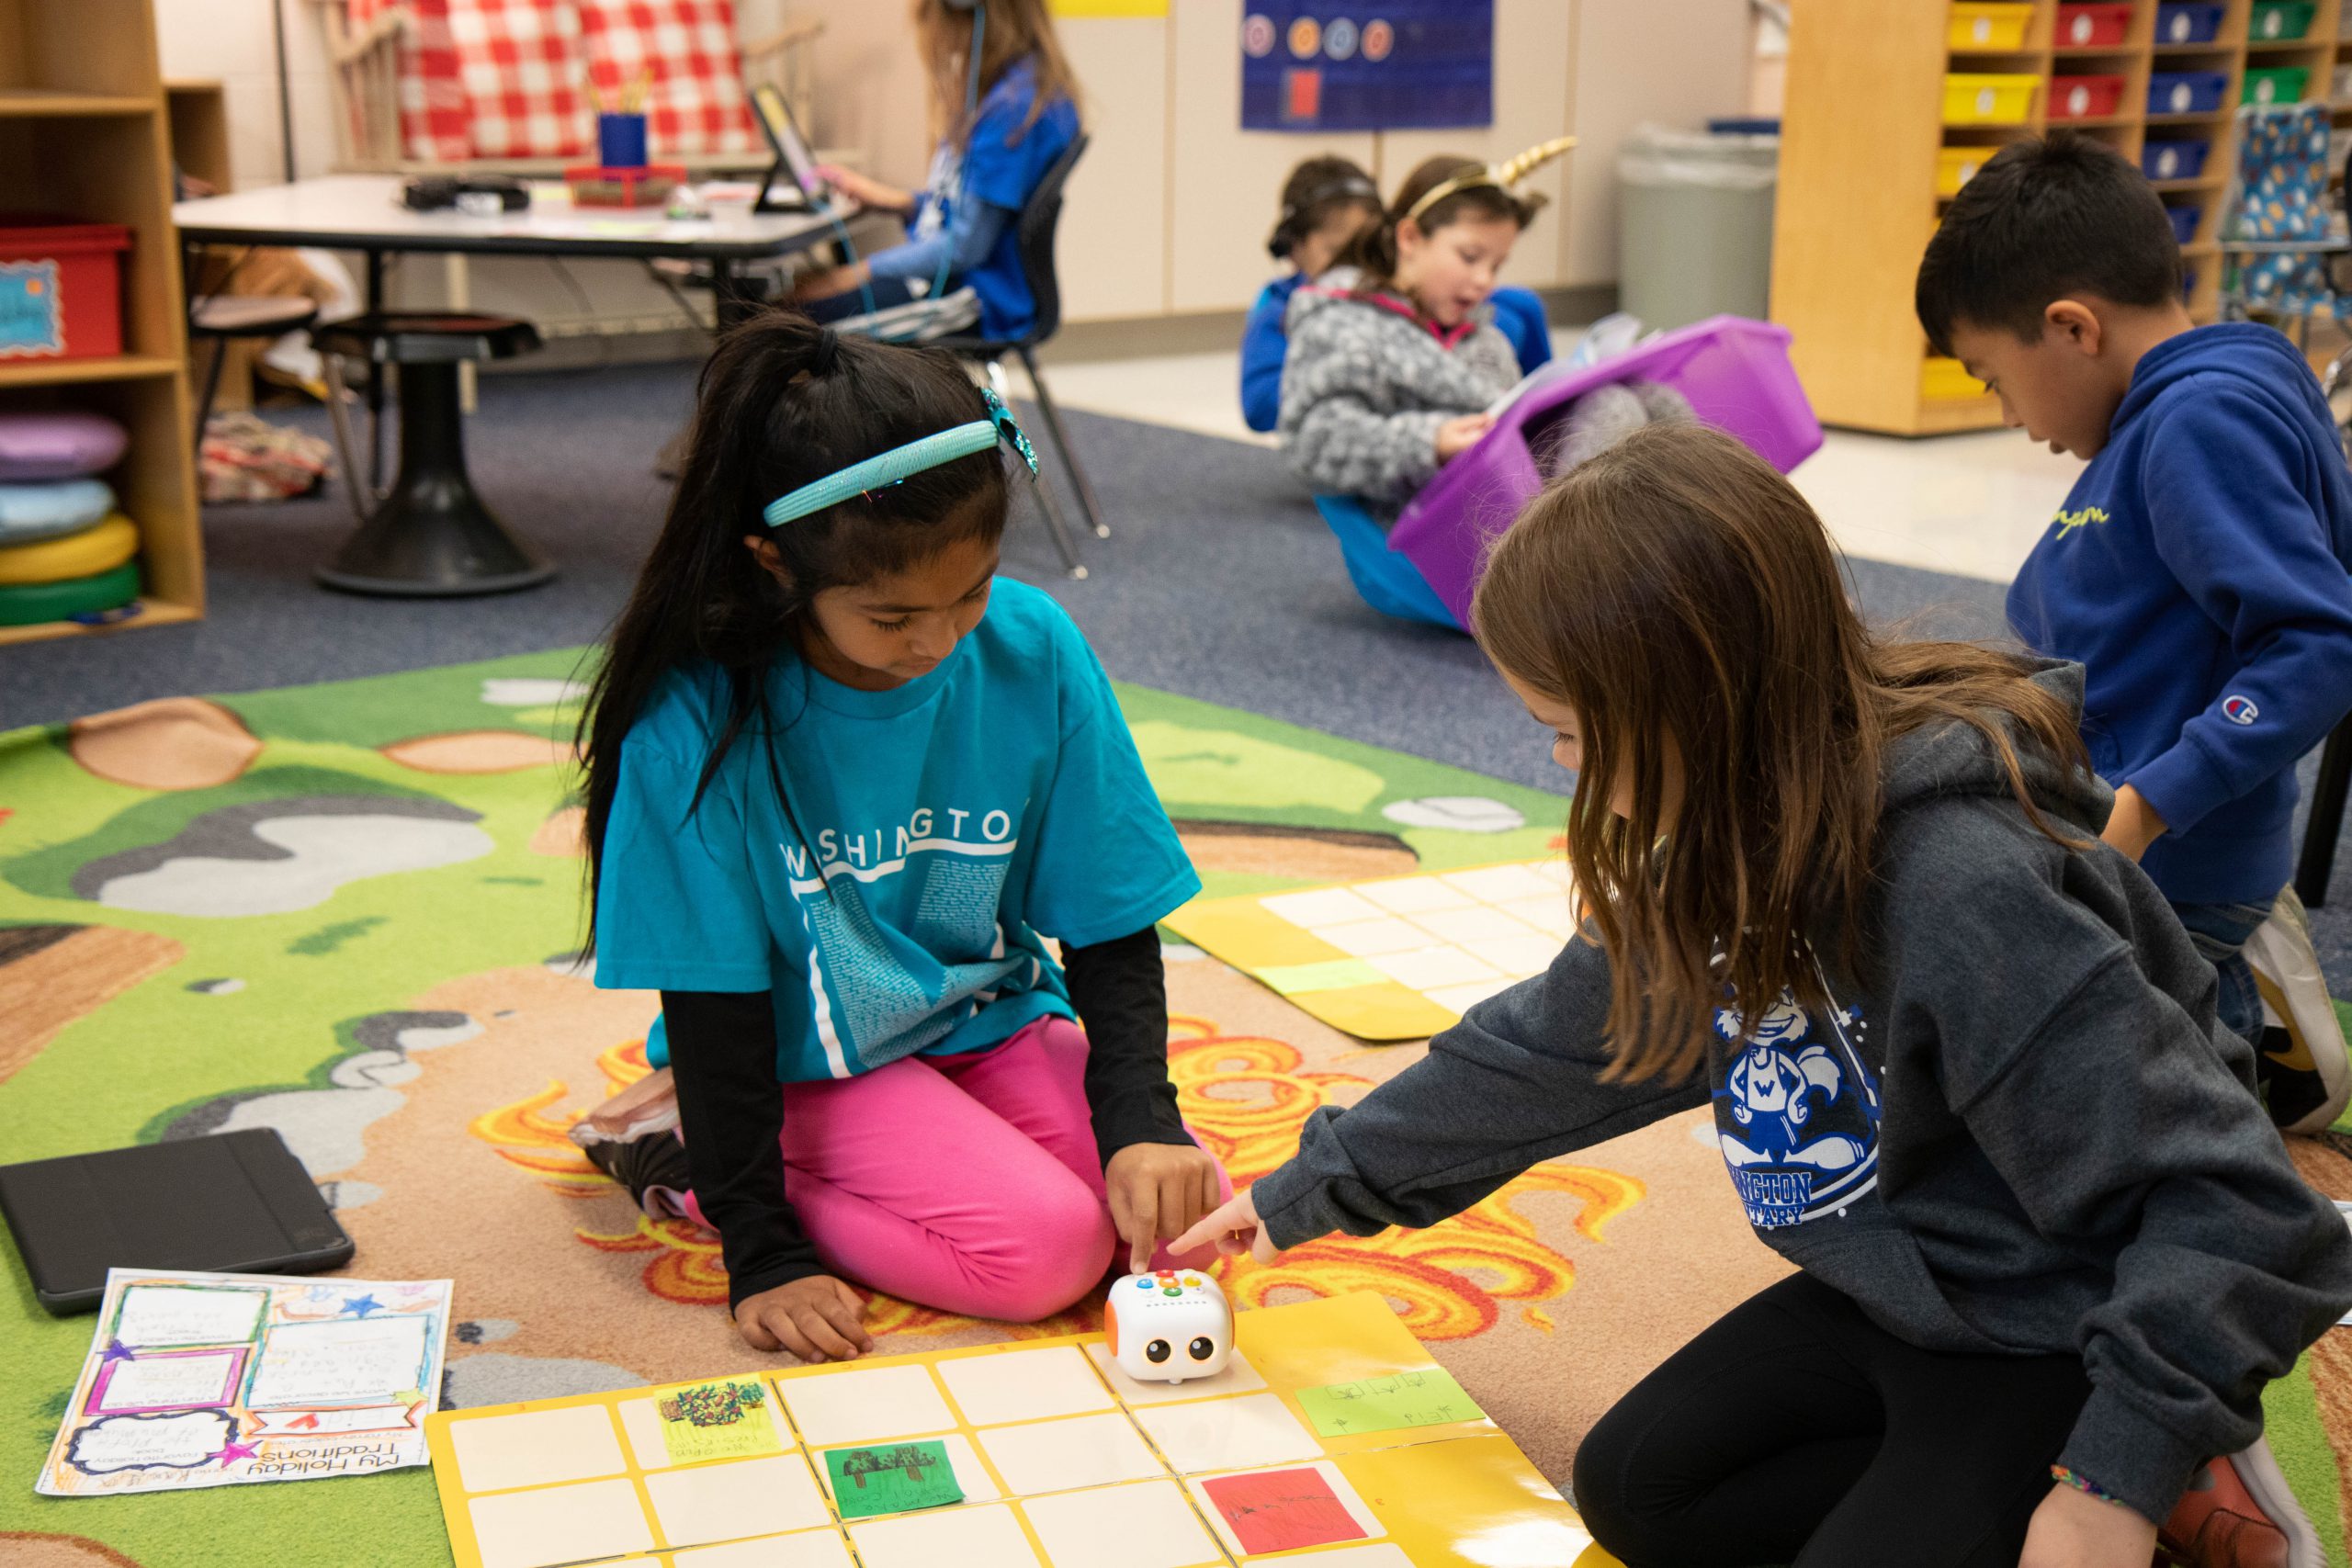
[1617,124,1780,331]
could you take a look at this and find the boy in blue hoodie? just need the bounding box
[1917,130,2352,1133]
[1242,154,1552,434]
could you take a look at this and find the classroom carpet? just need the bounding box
[5,658,2352,1566]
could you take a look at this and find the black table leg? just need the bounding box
[2296,717,2351,907]
[712,258,757,333]
[365,250,386,494]
[316,357,553,597]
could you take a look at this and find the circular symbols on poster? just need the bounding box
[1363,17,1394,60]
[1288,16,1322,59]
[1241,13,1275,58]
[1324,17,1359,59]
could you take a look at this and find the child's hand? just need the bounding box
[1105,1143,1227,1273]
[1435,413,1496,461]
[809,164,910,214]
[2098,784,2168,863]
[733,1275,874,1364]
[2017,1482,2157,1568]
[1172,1188,1283,1265]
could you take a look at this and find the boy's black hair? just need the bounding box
[1916,130,2180,355]
[575,309,1012,949]
[1269,154,1382,260]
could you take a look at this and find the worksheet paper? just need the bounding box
[38,1268,453,1496]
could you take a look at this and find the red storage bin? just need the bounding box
[2051,73,2126,119]
[0,220,129,362]
[2055,3,2133,45]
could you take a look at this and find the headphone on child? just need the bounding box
[1265,171,1381,260]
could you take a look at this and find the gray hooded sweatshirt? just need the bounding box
[1247,663,2352,1521]
[1277,266,1520,515]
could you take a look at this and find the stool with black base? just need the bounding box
[314,312,552,596]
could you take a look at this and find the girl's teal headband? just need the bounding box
[762,387,1041,529]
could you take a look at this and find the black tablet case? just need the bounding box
[0,1128,353,1314]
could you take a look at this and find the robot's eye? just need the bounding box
[1188,1337,1216,1361]
[1145,1338,1171,1364]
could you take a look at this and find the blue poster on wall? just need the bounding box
[1239,4,1493,132]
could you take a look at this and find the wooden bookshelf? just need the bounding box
[1773,0,2344,435]
[0,0,200,644]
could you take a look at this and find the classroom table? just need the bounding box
[171,175,844,592]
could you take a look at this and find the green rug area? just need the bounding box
[0,649,1569,1565]
[2,649,2347,1565]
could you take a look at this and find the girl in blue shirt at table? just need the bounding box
[791,0,1079,341]
[1242,154,1553,434]
[577,310,1227,1364]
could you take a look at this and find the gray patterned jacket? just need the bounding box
[1276,267,1520,515]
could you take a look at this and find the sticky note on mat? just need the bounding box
[655,1377,783,1464]
[1295,1368,1485,1437]
[823,1439,964,1519]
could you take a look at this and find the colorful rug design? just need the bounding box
[2,650,2348,1565]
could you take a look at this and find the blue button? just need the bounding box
[1132,1278,1152,1290]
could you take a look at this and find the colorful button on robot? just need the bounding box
[1132,1278,1154,1290]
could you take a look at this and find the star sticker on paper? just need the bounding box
[99,1339,135,1363]
[340,1293,382,1317]
[213,1439,260,1465]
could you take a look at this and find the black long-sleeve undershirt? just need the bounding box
[663,924,1186,1312]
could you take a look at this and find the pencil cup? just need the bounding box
[597,112,649,169]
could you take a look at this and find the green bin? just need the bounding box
[2243,64,2311,105]
[2248,0,2314,39]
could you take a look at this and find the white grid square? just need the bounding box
[1366,947,1502,990]
[1353,875,1476,915]
[778,1364,956,1447]
[936,1346,1114,1427]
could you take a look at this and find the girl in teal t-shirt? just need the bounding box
[577,310,1227,1361]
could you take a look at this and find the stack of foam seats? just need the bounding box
[0,411,140,626]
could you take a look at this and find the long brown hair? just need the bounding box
[1471,423,2089,1083]
[1336,154,1544,290]
[913,0,1080,149]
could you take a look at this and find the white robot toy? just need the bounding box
[1104,1269,1232,1384]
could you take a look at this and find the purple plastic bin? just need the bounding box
[1386,315,1823,627]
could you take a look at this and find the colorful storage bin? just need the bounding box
[0,558,138,626]
[1944,73,2041,124]
[2250,1,2315,39]
[1950,3,2034,49]
[2244,66,2310,105]
[2166,203,2204,243]
[2142,139,2211,180]
[1937,146,1994,196]
[2052,73,2126,118]
[2156,2,2225,43]
[0,221,130,363]
[1922,357,1988,400]
[2055,3,2132,46]
[2150,70,2229,115]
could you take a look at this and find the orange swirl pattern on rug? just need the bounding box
[468,1013,1644,1339]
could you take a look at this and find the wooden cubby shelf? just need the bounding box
[0,0,201,643]
[1773,0,2352,435]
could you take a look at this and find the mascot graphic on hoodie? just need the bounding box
[1713,989,1883,1229]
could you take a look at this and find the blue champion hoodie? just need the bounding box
[2007,322,2352,906]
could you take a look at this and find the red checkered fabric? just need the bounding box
[446,0,594,159]
[347,0,469,164]
[579,0,757,158]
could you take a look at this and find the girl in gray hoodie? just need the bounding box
[1276,154,1537,518]
[1179,423,2352,1568]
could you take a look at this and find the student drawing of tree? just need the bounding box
[842,1444,934,1487]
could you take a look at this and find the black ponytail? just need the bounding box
[575,308,1012,950]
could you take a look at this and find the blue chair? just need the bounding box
[1313,494,1462,630]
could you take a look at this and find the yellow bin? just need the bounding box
[1937,146,1994,196]
[1922,357,1988,400]
[1949,3,2034,49]
[1944,73,2040,124]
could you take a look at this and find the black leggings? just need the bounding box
[1572,1273,2094,1568]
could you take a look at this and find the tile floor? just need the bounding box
[1040,339,2079,586]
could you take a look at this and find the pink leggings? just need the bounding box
[683,1017,1228,1323]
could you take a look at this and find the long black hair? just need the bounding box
[577,309,1011,949]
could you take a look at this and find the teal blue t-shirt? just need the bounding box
[594,580,1199,1082]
